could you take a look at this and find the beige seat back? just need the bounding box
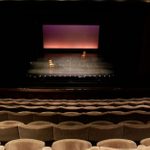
[8,111,34,124]
[0,121,23,142]
[52,139,92,150]
[28,121,53,125]
[0,120,24,126]
[97,139,137,149]
[89,124,123,142]
[53,122,88,140]
[5,138,45,150]
[123,124,150,141]
[18,123,54,141]
[88,121,114,125]
[140,138,150,146]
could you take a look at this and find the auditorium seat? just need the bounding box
[5,139,46,150]
[88,121,114,126]
[18,123,54,142]
[42,106,61,112]
[83,112,103,123]
[58,112,83,123]
[8,111,35,124]
[0,111,9,121]
[103,110,149,123]
[95,101,109,106]
[140,138,150,146]
[0,120,24,126]
[88,124,123,142]
[33,112,60,123]
[52,139,92,150]
[28,121,52,125]
[123,124,150,142]
[118,120,144,125]
[123,110,150,123]
[0,124,20,142]
[83,106,99,112]
[63,101,78,106]
[96,139,137,149]
[100,111,126,123]
[61,106,81,112]
[78,101,96,106]
[0,120,24,143]
[53,121,89,140]
[58,121,84,126]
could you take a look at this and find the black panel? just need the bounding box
[0,1,148,88]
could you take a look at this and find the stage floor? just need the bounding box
[28,53,113,77]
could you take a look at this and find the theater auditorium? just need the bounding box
[0,0,149,150]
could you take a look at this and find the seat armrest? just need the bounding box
[42,146,52,150]
[86,146,100,150]
[0,145,5,150]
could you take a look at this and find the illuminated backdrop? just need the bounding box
[43,25,99,49]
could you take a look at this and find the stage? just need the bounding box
[27,53,114,86]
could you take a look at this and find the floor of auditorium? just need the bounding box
[0,87,150,99]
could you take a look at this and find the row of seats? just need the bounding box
[1,98,150,113]
[0,110,150,123]
[1,98,150,106]
[0,120,150,143]
[1,138,150,150]
[0,98,150,107]
[1,104,150,112]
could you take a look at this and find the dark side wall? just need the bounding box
[0,1,148,87]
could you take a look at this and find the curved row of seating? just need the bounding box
[1,104,150,112]
[1,138,150,150]
[0,120,150,143]
[0,97,150,107]
[0,98,149,105]
[0,98,150,113]
[0,110,150,123]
